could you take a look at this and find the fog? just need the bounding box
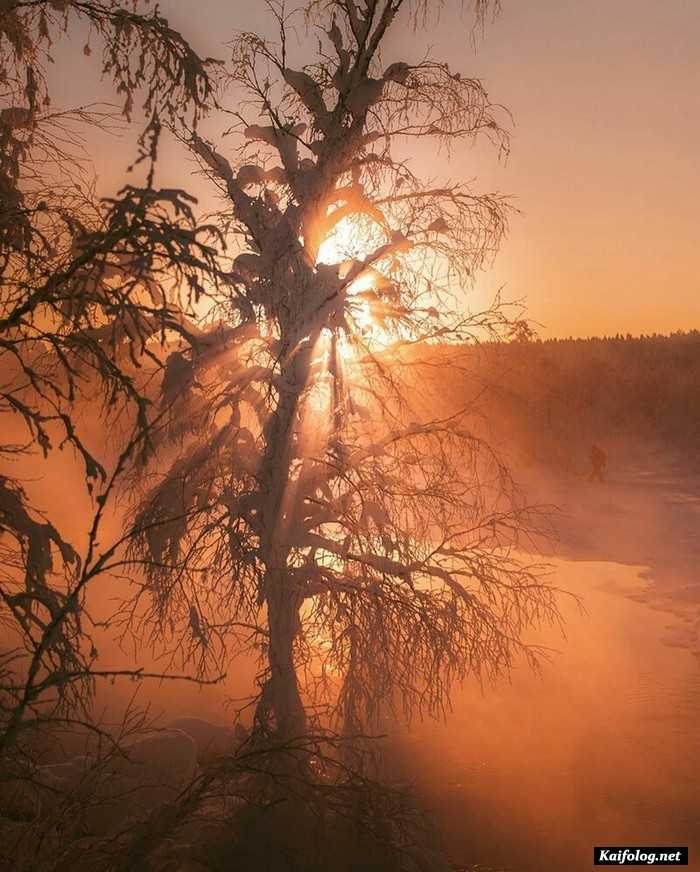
[6,364,700,870]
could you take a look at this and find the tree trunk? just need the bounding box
[257,354,310,740]
[265,570,306,740]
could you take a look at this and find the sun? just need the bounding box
[315,215,397,357]
[316,214,367,268]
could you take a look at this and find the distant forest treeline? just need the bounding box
[416,330,700,472]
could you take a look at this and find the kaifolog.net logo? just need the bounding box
[594,847,688,866]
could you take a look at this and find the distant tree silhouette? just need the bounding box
[451,330,700,473]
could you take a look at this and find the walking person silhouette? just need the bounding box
[589,443,607,483]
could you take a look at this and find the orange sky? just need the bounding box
[50,0,700,338]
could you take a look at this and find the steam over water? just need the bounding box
[391,457,700,871]
[400,563,700,870]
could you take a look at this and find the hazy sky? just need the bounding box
[53,0,700,338]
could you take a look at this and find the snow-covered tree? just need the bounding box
[0,0,220,757]
[129,0,559,747]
